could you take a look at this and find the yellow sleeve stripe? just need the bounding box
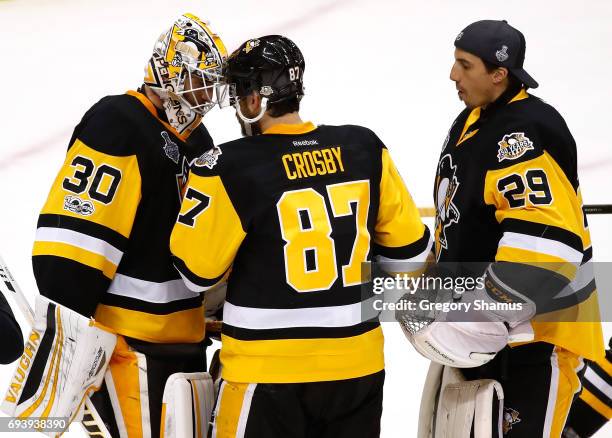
[580,387,612,419]
[33,241,118,279]
[495,246,577,280]
[596,355,612,376]
[375,148,426,248]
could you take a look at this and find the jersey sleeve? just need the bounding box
[32,107,141,317]
[482,122,586,313]
[373,147,432,274]
[170,167,246,293]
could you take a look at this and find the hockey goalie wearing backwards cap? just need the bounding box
[3,13,228,438]
[396,20,604,438]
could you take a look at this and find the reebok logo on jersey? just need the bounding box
[194,145,222,169]
[497,132,534,162]
[292,140,319,147]
[64,195,94,216]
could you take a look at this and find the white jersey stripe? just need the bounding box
[498,232,583,263]
[137,352,151,438]
[542,351,560,438]
[176,270,216,293]
[236,384,257,438]
[108,274,200,303]
[36,227,123,265]
[376,235,433,272]
[223,297,377,330]
[555,261,595,298]
[584,366,612,400]
[104,370,129,438]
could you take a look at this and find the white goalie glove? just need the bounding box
[1,295,116,437]
[395,263,539,368]
[395,281,509,368]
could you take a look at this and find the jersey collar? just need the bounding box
[126,90,190,141]
[263,121,317,135]
[456,87,529,146]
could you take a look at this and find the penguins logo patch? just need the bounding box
[434,154,460,260]
[244,39,260,53]
[497,132,534,162]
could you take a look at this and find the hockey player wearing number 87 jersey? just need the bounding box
[170,35,432,438]
[427,20,604,437]
[32,13,227,438]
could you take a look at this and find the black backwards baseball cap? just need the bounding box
[454,20,538,89]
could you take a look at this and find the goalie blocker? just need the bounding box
[1,295,116,437]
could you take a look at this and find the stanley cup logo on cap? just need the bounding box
[496,45,509,62]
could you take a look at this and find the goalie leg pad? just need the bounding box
[161,372,214,438]
[418,363,504,438]
[436,377,504,438]
[1,295,116,436]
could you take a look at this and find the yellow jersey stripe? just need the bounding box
[33,241,118,279]
[580,388,612,420]
[220,326,384,383]
[94,304,205,343]
[495,246,577,280]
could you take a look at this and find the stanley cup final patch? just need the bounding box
[193,145,222,169]
[497,132,534,162]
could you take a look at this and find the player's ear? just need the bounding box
[245,91,262,113]
[492,67,509,85]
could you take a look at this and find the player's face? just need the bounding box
[450,49,497,109]
[183,73,213,109]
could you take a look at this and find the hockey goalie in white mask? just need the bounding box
[2,13,228,438]
[144,13,229,135]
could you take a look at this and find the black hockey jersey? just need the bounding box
[435,86,603,360]
[33,90,212,343]
[171,121,431,383]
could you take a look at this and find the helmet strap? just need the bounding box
[235,97,268,135]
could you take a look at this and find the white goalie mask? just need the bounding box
[144,13,228,134]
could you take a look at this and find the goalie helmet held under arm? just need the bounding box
[226,35,305,105]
